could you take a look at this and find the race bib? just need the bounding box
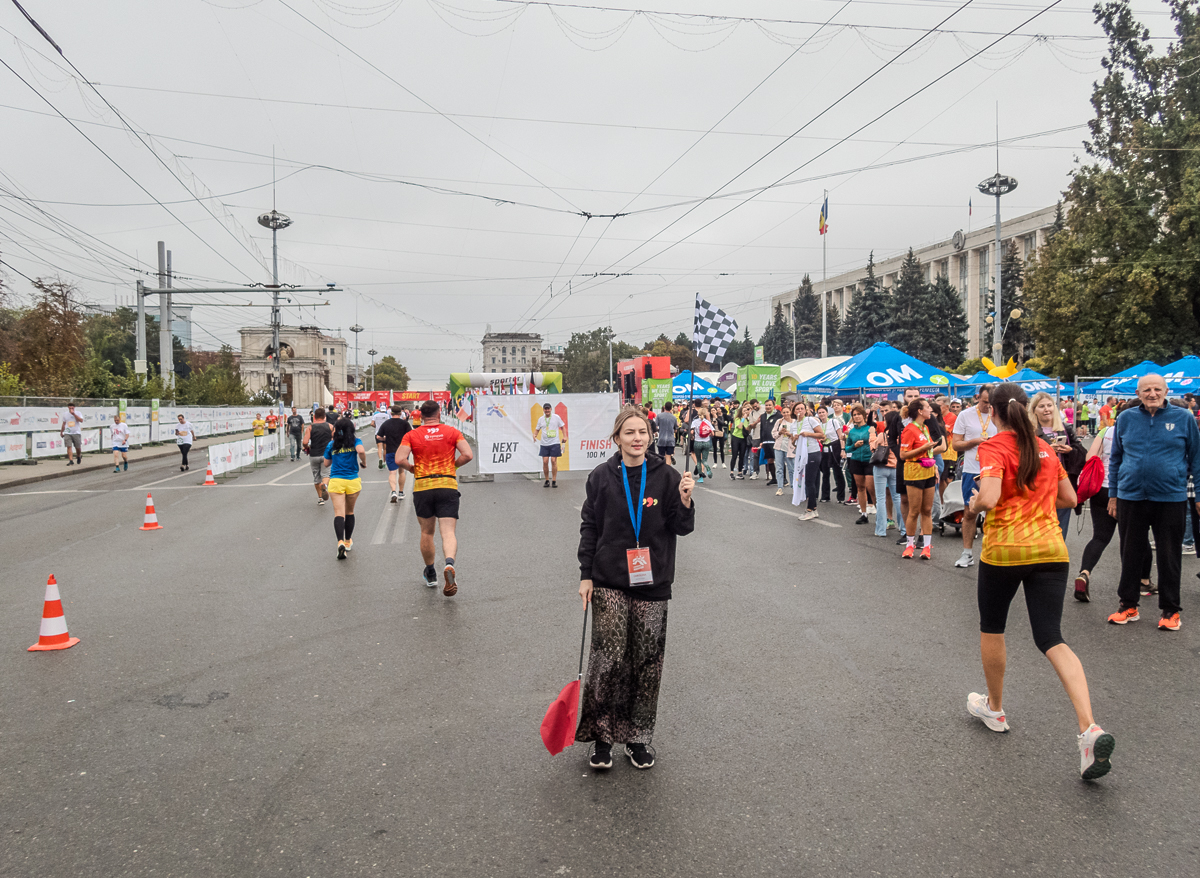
[626,547,653,585]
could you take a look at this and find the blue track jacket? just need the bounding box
[1109,401,1200,502]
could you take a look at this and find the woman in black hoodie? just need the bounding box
[576,407,696,771]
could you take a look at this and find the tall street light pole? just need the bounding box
[367,348,378,391]
[350,324,364,390]
[257,209,293,409]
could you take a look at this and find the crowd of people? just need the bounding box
[576,375,1200,778]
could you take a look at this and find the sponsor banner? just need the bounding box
[476,393,620,474]
[644,378,673,408]
[31,432,66,458]
[332,390,391,410]
[0,433,26,462]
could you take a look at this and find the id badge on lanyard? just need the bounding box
[620,460,654,586]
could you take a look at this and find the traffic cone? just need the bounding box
[28,575,80,651]
[140,492,163,530]
[202,462,217,486]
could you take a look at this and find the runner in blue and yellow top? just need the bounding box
[323,416,367,560]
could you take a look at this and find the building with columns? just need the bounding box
[769,205,1058,359]
[481,331,544,373]
[238,325,348,407]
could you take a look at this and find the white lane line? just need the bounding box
[267,462,310,485]
[393,503,411,544]
[699,486,842,528]
[371,502,395,545]
[136,468,197,489]
[0,489,105,496]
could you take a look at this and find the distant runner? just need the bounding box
[396,400,474,596]
[372,406,390,469]
[286,407,306,461]
[303,408,334,506]
[60,402,84,466]
[323,416,366,560]
[535,402,567,488]
[111,412,129,473]
[375,405,412,503]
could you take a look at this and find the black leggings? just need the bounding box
[713,434,726,463]
[178,443,191,467]
[978,561,1069,654]
[730,436,748,473]
[804,458,820,511]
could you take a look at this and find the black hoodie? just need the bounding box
[578,453,696,601]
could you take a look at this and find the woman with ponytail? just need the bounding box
[323,416,367,560]
[899,399,942,559]
[964,383,1115,781]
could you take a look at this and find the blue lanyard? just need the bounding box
[619,459,646,547]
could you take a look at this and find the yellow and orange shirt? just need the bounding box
[900,422,937,482]
[400,424,464,492]
[977,431,1069,566]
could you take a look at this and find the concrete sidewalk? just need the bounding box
[0,428,295,491]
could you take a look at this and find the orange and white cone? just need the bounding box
[28,575,80,651]
[140,492,163,530]
[202,462,217,486]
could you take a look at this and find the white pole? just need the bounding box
[821,192,828,359]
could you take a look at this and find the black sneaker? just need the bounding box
[855,514,868,525]
[551,481,557,488]
[896,535,908,545]
[625,742,655,769]
[589,742,613,770]
[422,566,438,588]
[544,479,550,488]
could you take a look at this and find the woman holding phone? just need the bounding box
[1029,391,1080,538]
[900,399,943,559]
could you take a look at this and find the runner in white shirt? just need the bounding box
[372,406,390,469]
[175,414,195,472]
[534,402,567,488]
[952,385,999,568]
[60,402,85,466]
[110,413,130,473]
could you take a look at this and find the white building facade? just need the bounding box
[239,325,348,407]
[482,332,543,373]
[769,205,1058,359]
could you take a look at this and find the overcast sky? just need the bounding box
[0,0,1182,384]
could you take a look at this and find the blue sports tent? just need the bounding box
[1103,355,1200,396]
[1006,367,1066,394]
[795,342,963,396]
[956,370,997,389]
[671,371,733,399]
[1079,360,1161,394]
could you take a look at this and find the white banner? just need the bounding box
[0,433,26,462]
[31,432,66,458]
[476,393,620,474]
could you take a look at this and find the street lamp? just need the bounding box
[257,209,292,409]
[367,348,378,391]
[350,324,364,390]
[977,172,1018,365]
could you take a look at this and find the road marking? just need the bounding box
[136,468,197,489]
[371,502,395,545]
[699,486,842,527]
[393,503,411,544]
[267,462,310,485]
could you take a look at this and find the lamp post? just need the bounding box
[976,172,1017,365]
[257,209,292,409]
[350,324,364,390]
[367,348,378,391]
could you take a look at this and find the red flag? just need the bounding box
[540,604,589,755]
[540,680,580,755]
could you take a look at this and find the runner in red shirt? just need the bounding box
[397,400,473,596]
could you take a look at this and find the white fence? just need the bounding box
[208,434,281,477]
[0,404,268,464]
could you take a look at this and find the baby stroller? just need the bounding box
[937,478,967,536]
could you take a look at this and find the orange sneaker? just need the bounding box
[1158,612,1181,631]
[1106,606,1140,625]
[902,544,915,559]
[920,544,931,561]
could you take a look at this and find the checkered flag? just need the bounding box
[693,294,738,364]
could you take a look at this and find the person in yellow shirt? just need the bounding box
[252,414,266,438]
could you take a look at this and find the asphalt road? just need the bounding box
[2,451,1198,878]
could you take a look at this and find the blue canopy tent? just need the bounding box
[1102,355,1200,396]
[954,370,997,390]
[672,371,733,399]
[1079,360,1161,394]
[795,342,964,396]
[1006,367,1066,394]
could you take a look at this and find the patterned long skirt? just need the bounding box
[574,587,669,746]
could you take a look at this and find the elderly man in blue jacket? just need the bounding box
[1106,375,1200,631]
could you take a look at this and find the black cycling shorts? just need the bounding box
[978,561,1069,653]
[846,459,873,478]
[412,488,461,520]
[905,476,937,490]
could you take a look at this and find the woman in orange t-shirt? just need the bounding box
[964,382,1115,781]
[899,399,943,560]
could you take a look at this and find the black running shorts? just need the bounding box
[412,488,460,520]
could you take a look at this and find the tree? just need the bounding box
[841,253,890,353]
[644,335,693,373]
[928,274,970,370]
[758,304,793,364]
[673,331,690,348]
[175,345,249,405]
[886,250,940,356]
[563,326,642,392]
[0,361,22,397]
[824,303,842,357]
[365,355,410,391]
[985,240,1034,363]
[791,274,821,358]
[1023,0,1200,375]
[15,278,84,396]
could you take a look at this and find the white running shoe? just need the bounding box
[955,549,974,568]
[797,510,818,521]
[866,505,876,515]
[1078,723,1115,780]
[775,488,784,496]
[967,692,1009,732]
[390,491,398,503]
[750,473,758,480]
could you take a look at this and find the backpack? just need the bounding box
[1076,456,1105,504]
[698,420,712,439]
